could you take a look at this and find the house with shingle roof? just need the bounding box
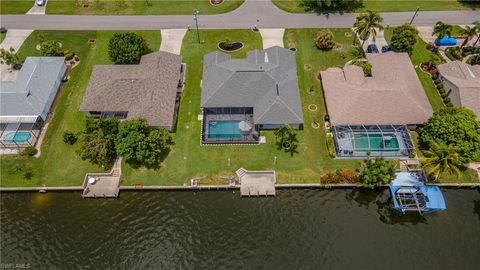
[437,61,480,120]
[80,51,184,130]
[320,52,432,158]
[1,56,66,148]
[200,46,304,144]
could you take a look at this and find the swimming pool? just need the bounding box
[2,132,32,143]
[353,133,399,151]
[208,120,241,139]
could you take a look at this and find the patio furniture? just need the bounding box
[88,177,96,185]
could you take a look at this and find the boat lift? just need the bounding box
[390,185,447,215]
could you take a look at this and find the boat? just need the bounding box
[390,185,447,214]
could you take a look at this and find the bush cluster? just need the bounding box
[320,169,359,184]
[445,46,462,61]
[108,32,149,64]
[21,146,38,157]
[314,30,335,50]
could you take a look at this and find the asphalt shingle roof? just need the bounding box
[321,53,433,126]
[201,46,303,125]
[80,51,181,127]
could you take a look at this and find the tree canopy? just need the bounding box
[432,21,452,39]
[314,30,336,50]
[77,118,119,168]
[419,106,480,163]
[40,40,63,56]
[359,158,396,188]
[390,23,418,53]
[115,119,174,166]
[108,32,149,64]
[300,0,363,13]
[421,142,462,180]
[353,10,384,46]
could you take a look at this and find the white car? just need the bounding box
[36,0,45,6]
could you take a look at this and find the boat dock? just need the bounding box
[236,168,276,197]
[82,157,121,198]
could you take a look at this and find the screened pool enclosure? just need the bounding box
[332,125,414,158]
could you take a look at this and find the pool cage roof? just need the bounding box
[332,125,415,157]
[0,120,42,148]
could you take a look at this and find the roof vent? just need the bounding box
[276,84,279,96]
[264,53,269,63]
[26,90,31,97]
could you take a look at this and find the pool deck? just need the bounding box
[237,168,276,197]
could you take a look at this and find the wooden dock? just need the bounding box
[236,168,276,197]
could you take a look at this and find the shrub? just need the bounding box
[0,47,22,69]
[0,27,7,34]
[390,23,418,53]
[354,61,372,77]
[65,52,75,61]
[438,88,446,95]
[74,55,80,61]
[336,169,359,183]
[431,74,438,80]
[223,38,234,50]
[443,97,451,103]
[326,133,336,158]
[14,165,34,179]
[467,54,480,65]
[63,131,78,145]
[108,32,149,64]
[440,93,447,98]
[359,158,396,188]
[21,146,38,157]
[40,40,63,56]
[320,172,342,184]
[419,106,480,163]
[445,101,453,107]
[314,30,335,50]
[436,84,444,90]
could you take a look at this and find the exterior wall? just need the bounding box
[440,75,461,106]
[40,63,67,121]
[259,124,300,130]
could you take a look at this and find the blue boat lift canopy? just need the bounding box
[390,185,447,214]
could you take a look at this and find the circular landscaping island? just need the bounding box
[210,0,224,5]
[308,104,318,112]
[218,41,244,52]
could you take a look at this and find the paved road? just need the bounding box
[1,0,479,30]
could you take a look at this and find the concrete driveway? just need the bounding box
[160,29,187,55]
[361,28,388,53]
[0,29,33,81]
[259,28,285,49]
[27,1,47,15]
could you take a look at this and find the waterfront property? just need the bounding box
[0,57,66,149]
[321,53,433,158]
[437,61,480,120]
[201,46,304,144]
[80,51,184,129]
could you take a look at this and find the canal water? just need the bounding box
[1,189,479,269]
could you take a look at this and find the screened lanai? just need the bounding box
[332,125,414,158]
[0,118,42,148]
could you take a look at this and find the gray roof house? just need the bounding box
[0,56,66,148]
[1,57,66,124]
[80,51,183,129]
[437,61,480,120]
[202,46,303,126]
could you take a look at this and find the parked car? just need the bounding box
[36,0,45,6]
[381,45,392,53]
[366,44,379,53]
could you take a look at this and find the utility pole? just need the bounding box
[193,10,201,44]
[409,7,420,25]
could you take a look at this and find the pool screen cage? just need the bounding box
[332,125,414,158]
[0,117,43,148]
[202,107,259,144]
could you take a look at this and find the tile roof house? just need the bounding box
[321,52,433,126]
[80,51,183,130]
[437,61,480,120]
[201,46,304,129]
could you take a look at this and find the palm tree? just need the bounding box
[353,10,384,47]
[348,45,366,60]
[421,142,463,180]
[459,26,477,48]
[432,21,453,39]
[472,20,480,47]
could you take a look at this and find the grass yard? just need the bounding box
[0,0,32,14]
[46,0,244,15]
[272,0,479,13]
[384,27,445,112]
[0,30,161,187]
[121,28,361,186]
[0,32,6,43]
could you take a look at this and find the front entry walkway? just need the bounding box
[160,29,187,55]
[237,168,276,197]
[82,157,122,198]
[259,28,285,49]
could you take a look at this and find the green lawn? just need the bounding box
[0,0,32,14]
[272,0,479,13]
[384,27,445,112]
[121,28,361,186]
[0,30,161,187]
[0,32,6,43]
[46,0,244,15]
